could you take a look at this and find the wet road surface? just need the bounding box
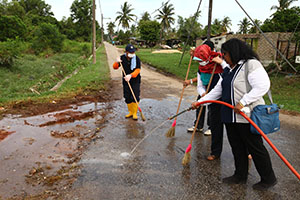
[62,43,300,199]
[0,43,299,199]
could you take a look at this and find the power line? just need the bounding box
[234,0,297,73]
[151,0,170,15]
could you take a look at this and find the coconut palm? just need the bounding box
[221,16,232,33]
[155,1,175,42]
[115,2,136,30]
[249,19,262,33]
[107,21,115,38]
[238,17,251,34]
[271,0,298,11]
[140,12,151,21]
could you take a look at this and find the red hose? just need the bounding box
[195,100,300,181]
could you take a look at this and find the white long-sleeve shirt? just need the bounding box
[200,60,270,107]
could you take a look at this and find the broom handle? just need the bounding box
[174,56,193,119]
[189,63,217,144]
[120,63,141,109]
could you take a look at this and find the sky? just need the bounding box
[44,0,299,33]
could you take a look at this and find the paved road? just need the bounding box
[61,43,300,199]
[1,42,299,199]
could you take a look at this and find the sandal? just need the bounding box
[207,155,220,161]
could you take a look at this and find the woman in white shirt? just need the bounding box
[192,38,277,190]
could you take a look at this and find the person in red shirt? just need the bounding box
[184,40,224,161]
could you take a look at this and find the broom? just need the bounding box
[165,56,193,137]
[182,64,217,165]
[120,63,146,121]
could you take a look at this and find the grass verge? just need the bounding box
[136,49,199,80]
[0,45,109,107]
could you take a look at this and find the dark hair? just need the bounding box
[203,40,215,51]
[221,38,259,65]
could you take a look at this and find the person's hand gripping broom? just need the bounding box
[165,56,193,137]
[182,64,217,165]
[120,62,146,121]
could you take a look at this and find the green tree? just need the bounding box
[70,0,93,41]
[238,17,251,34]
[107,21,115,39]
[0,39,23,67]
[261,7,300,32]
[249,19,262,33]
[115,2,136,30]
[155,1,175,42]
[0,15,27,41]
[177,15,202,45]
[59,16,76,40]
[130,24,137,37]
[138,20,160,46]
[32,23,64,54]
[116,29,131,44]
[221,16,232,33]
[0,0,8,15]
[140,12,151,21]
[271,0,298,11]
[19,0,53,17]
[5,0,26,19]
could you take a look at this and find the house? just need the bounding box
[197,32,300,66]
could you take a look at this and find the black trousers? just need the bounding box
[208,103,223,156]
[123,81,140,104]
[225,123,276,183]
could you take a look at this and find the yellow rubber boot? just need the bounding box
[132,103,138,120]
[125,103,133,118]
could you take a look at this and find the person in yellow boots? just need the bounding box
[113,44,141,120]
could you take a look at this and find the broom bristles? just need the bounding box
[165,126,175,137]
[182,152,191,165]
[140,112,146,121]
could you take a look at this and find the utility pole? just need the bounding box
[92,0,96,64]
[98,0,110,44]
[101,13,104,45]
[207,0,213,40]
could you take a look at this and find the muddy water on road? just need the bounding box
[0,102,110,199]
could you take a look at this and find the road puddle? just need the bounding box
[0,101,111,199]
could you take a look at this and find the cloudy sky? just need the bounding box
[44,0,299,33]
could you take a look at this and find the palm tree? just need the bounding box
[115,2,136,30]
[155,1,175,42]
[238,17,251,34]
[140,12,151,21]
[271,0,298,11]
[221,16,232,33]
[212,18,222,34]
[249,19,262,33]
[107,21,115,38]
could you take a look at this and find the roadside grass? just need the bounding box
[0,45,109,106]
[136,49,199,80]
[270,76,300,113]
[56,45,110,94]
[136,49,300,114]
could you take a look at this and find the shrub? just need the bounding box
[0,15,27,41]
[81,44,90,58]
[32,23,65,54]
[0,40,22,67]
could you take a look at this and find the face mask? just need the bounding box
[127,53,135,58]
[199,60,209,66]
[198,55,211,66]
